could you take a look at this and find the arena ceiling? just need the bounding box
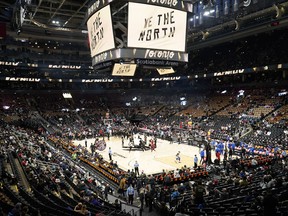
[0,0,89,42]
[1,0,288,48]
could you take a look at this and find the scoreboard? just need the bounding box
[86,0,192,75]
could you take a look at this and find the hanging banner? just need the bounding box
[87,5,115,58]
[156,67,175,75]
[112,63,137,76]
[127,2,187,52]
[223,0,230,15]
[198,2,204,25]
[232,0,239,12]
[215,0,221,18]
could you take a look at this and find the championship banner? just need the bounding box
[87,5,115,58]
[112,63,137,76]
[198,1,203,25]
[215,0,221,18]
[127,2,187,52]
[223,0,230,15]
[95,139,106,151]
[232,0,239,12]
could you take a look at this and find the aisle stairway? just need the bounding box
[8,152,31,192]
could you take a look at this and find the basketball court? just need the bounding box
[73,134,217,175]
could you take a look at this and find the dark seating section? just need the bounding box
[0,123,129,216]
[152,156,288,216]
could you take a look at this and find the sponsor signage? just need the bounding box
[87,0,192,18]
[5,77,41,82]
[151,76,181,81]
[1,64,287,83]
[135,49,187,61]
[128,2,187,52]
[135,59,179,66]
[87,0,113,18]
[0,61,92,70]
[213,69,244,77]
[87,5,115,58]
[112,63,137,76]
[132,0,193,12]
[0,61,20,66]
[48,65,82,69]
[92,49,121,65]
[81,79,114,83]
[1,76,183,83]
[93,61,113,70]
[144,49,175,59]
[92,48,188,65]
[146,0,179,7]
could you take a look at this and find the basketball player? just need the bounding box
[175,151,181,163]
[150,139,156,152]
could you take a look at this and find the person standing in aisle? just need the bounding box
[108,147,112,161]
[139,185,146,211]
[90,143,95,155]
[229,147,233,159]
[104,183,112,200]
[126,184,135,205]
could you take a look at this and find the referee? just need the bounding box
[134,161,139,176]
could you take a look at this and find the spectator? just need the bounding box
[193,181,205,206]
[74,202,83,214]
[126,184,135,205]
[8,203,22,216]
[263,190,278,216]
[104,183,112,200]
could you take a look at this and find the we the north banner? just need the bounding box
[128,2,187,52]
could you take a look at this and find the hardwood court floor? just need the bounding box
[73,134,217,175]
